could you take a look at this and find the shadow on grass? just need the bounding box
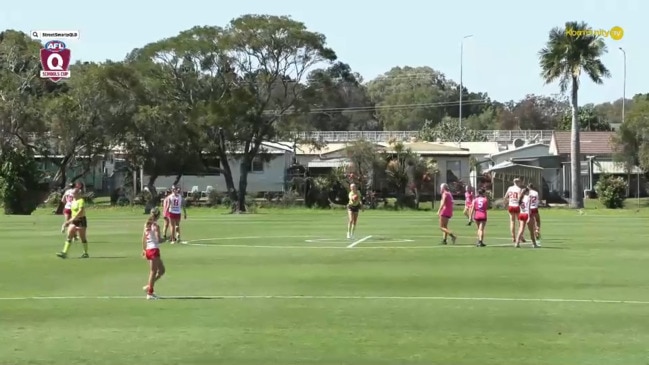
[72,256,128,259]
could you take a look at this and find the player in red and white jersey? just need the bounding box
[164,186,187,244]
[142,207,165,300]
[527,183,541,244]
[515,188,539,248]
[60,183,76,233]
[504,178,524,243]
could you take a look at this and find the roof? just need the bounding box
[488,143,549,158]
[379,142,471,156]
[550,131,616,155]
[485,161,544,173]
[307,158,351,168]
[437,142,501,155]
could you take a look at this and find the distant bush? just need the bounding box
[594,174,626,209]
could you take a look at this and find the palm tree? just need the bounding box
[539,21,610,208]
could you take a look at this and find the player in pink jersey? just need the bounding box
[463,185,475,226]
[469,189,489,247]
[504,178,525,243]
[515,188,539,248]
[142,208,165,300]
[437,183,457,245]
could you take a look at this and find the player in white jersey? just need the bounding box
[142,207,165,300]
[527,183,541,243]
[164,186,187,244]
[515,188,539,248]
[61,183,77,233]
[504,178,524,243]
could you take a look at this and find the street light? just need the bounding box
[619,47,626,125]
[618,47,637,206]
[459,34,473,131]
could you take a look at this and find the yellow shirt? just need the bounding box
[348,191,362,206]
[71,198,85,217]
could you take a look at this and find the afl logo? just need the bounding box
[40,40,71,82]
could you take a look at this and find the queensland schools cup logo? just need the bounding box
[39,40,71,82]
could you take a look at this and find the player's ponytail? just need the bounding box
[518,188,529,205]
[145,207,161,229]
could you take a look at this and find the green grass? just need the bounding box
[2,204,649,365]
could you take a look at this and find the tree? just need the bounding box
[40,62,124,188]
[382,141,436,209]
[419,118,488,142]
[558,105,612,131]
[218,14,337,211]
[126,26,240,203]
[611,95,649,173]
[344,140,384,194]
[0,147,46,215]
[366,66,490,131]
[494,94,568,130]
[539,21,611,208]
[303,62,377,131]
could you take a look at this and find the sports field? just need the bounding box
[2,205,649,365]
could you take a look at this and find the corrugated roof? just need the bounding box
[307,158,351,168]
[489,143,549,158]
[485,161,544,172]
[551,131,616,155]
[438,142,501,155]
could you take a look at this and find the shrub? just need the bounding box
[594,174,627,209]
[279,190,300,207]
[207,190,221,207]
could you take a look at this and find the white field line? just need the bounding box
[347,235,372,248]
[1,294,649,305]
[29,215,648,223]
[187,243,512,249]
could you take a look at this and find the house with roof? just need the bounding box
[149,142,294,194]
[548,131,644,196]
[299,141,471,193]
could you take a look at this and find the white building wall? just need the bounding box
[148,153,290,193]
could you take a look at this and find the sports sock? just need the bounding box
[81,241,88,254]
[62,240,71,254]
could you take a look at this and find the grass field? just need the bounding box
[2,204,649,365]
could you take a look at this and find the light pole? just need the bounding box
[619,47,626,125]
[459,34,473,131]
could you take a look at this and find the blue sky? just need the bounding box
[3,0,645,105]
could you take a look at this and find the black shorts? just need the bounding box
[71,216,88,228]
[348,205,360,213]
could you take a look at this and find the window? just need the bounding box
[251,157,264,173]
[446,160,462,192]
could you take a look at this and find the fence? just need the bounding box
[291,130,554,143]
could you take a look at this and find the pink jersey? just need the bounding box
[472,196,488,220]
[440,192,454,218]
[464,191,474,207]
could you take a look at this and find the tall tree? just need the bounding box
[558,105,612,131]
[539,21,611,208]
[366,66,489,131]
[304,62,377,131]
[218,14,337,211]
[611,95,649,173]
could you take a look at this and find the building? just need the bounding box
[548,131,644,196]
[149,142,294,194]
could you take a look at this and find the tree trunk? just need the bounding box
[215,128,238,211]
[237,157,250,212]
[145,174,159,213]
[570,77,584,208]
[172,173,183,187]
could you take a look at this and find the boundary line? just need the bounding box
[347,235,372,248]
[2,294,649,305]
[186,243,512,249]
